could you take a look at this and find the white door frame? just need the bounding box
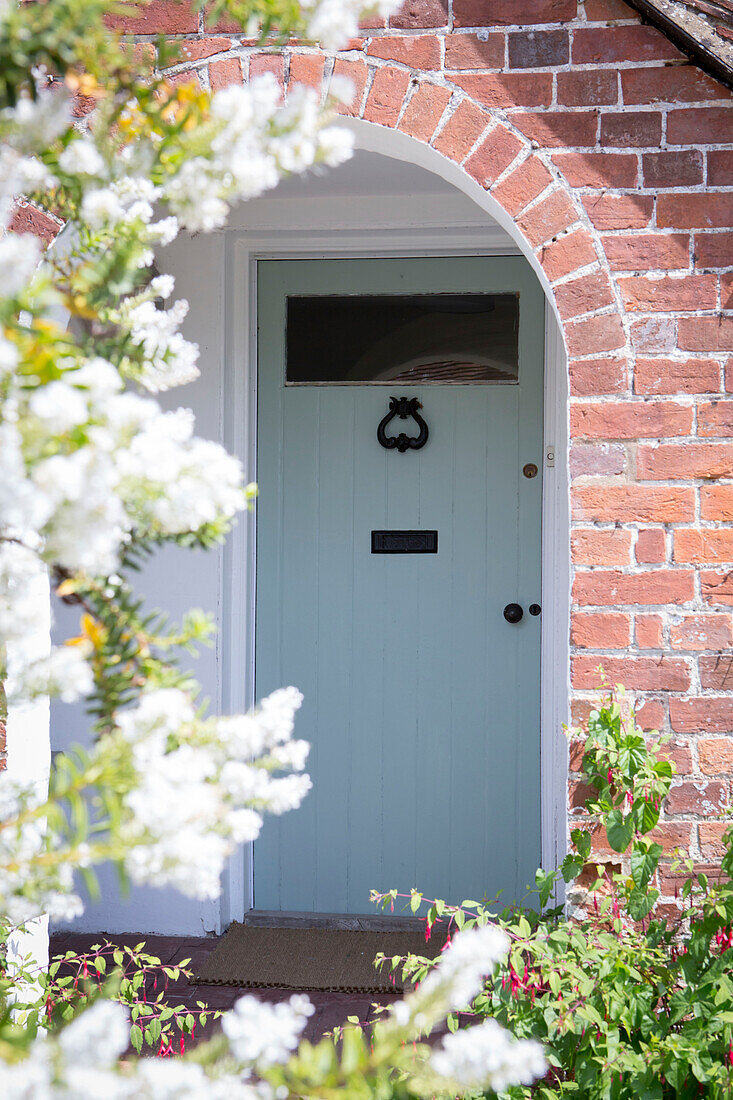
[219,146,570,928]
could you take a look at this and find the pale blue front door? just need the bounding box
[255,257,544,913]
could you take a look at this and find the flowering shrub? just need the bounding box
[378,685,733,1098]
[0,0,548,1094]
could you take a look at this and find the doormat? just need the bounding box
[194,923,448,993]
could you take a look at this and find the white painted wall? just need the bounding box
[51,145,568,935]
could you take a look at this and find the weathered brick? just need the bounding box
[464,126,523,187]
[209,56,242,90]
[569,777,595,811]
[539,229,598,283]
[619,274,717,312]
[708,150,733,186]
[622,66,731,104]
[571,528,633,566]
[571,611,630,649]
[508,29,569,68]
[698,400,733,438]
[658,193,733,230]
[636,613,664,648]
[636,527,666,563]
[565,313,626,356]
[571,400,692,439]
[642,150,703,188]
[398,82,451,141]
[583,193,654,231]
[670,614,733,650]
[573,653,691,691]
[674,529,733,564]
[453,0,576,27]
[658,735,693,773]
[9,202,60,244]
[451,73,553,108]
[518,189,579,247]
[556,70,618,107]
[363,65,411,126]
[701,484,733,520]
[602,233,690,271]
[573,484,694,523]
[179,37,233,63]
[572,568,695,606]
[555,270,616,319]
[722,271,733,309]
[553,151,637,188]
[106,0,198,32]
[490,158,553,217]
[600,111,662,148]
[638,442,733,480]
[678,316,733,353]
[288,53,325,90]
[250,53,284,86]
[630,317,677,354]
[512,110,598,148]
[634,358,719,395]
[727,359,733,394]
[584,0,636,16]
[367,34,441,69]
[570,441,626,477]
[331,59,369,116]
[670,698,733,734]
[569,356,627,396]
[573,26,684,64]
[695,232,733,269]
[390,0,449,28]
[667,781,727,815]
[668,107,733,146]
[699,822,728,859]
[699,738,733,773]
[699,654,733,690]
[701,569,733,608]
[444,33,504,69]
[432,98,490,161]
[637,698,669,735]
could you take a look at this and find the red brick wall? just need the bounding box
[73,0,733,892]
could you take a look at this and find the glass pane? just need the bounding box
[285,293,519,384]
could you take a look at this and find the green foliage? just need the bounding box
[40,941,219,1053]
[375,685,733,1099]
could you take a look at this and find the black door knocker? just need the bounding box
[377,396,429,453]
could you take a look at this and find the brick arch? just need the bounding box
[194,48,630,375]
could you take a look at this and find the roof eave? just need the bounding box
[626,0,733,91]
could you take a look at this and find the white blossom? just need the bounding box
[58,1000,129,1068]
[6,644,93,705]
[431,1017,547,1094]
[223,994,315,1069]
[0,232,40,297]
[58,138,105,178]
[28,379,89,433]
[1,89,70,154]
[114,686,308,899]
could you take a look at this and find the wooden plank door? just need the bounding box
[254,256,544,913]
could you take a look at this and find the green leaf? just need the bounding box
[630,842,663,889]
[606,809,634,853]
[130,1024,143,1053]
[638,798,660,834]
[626,886,658,921]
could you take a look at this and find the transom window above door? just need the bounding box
[285,293,519,385]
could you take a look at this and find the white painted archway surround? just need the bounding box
[221,120,571,924]
[43,119,570,934]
